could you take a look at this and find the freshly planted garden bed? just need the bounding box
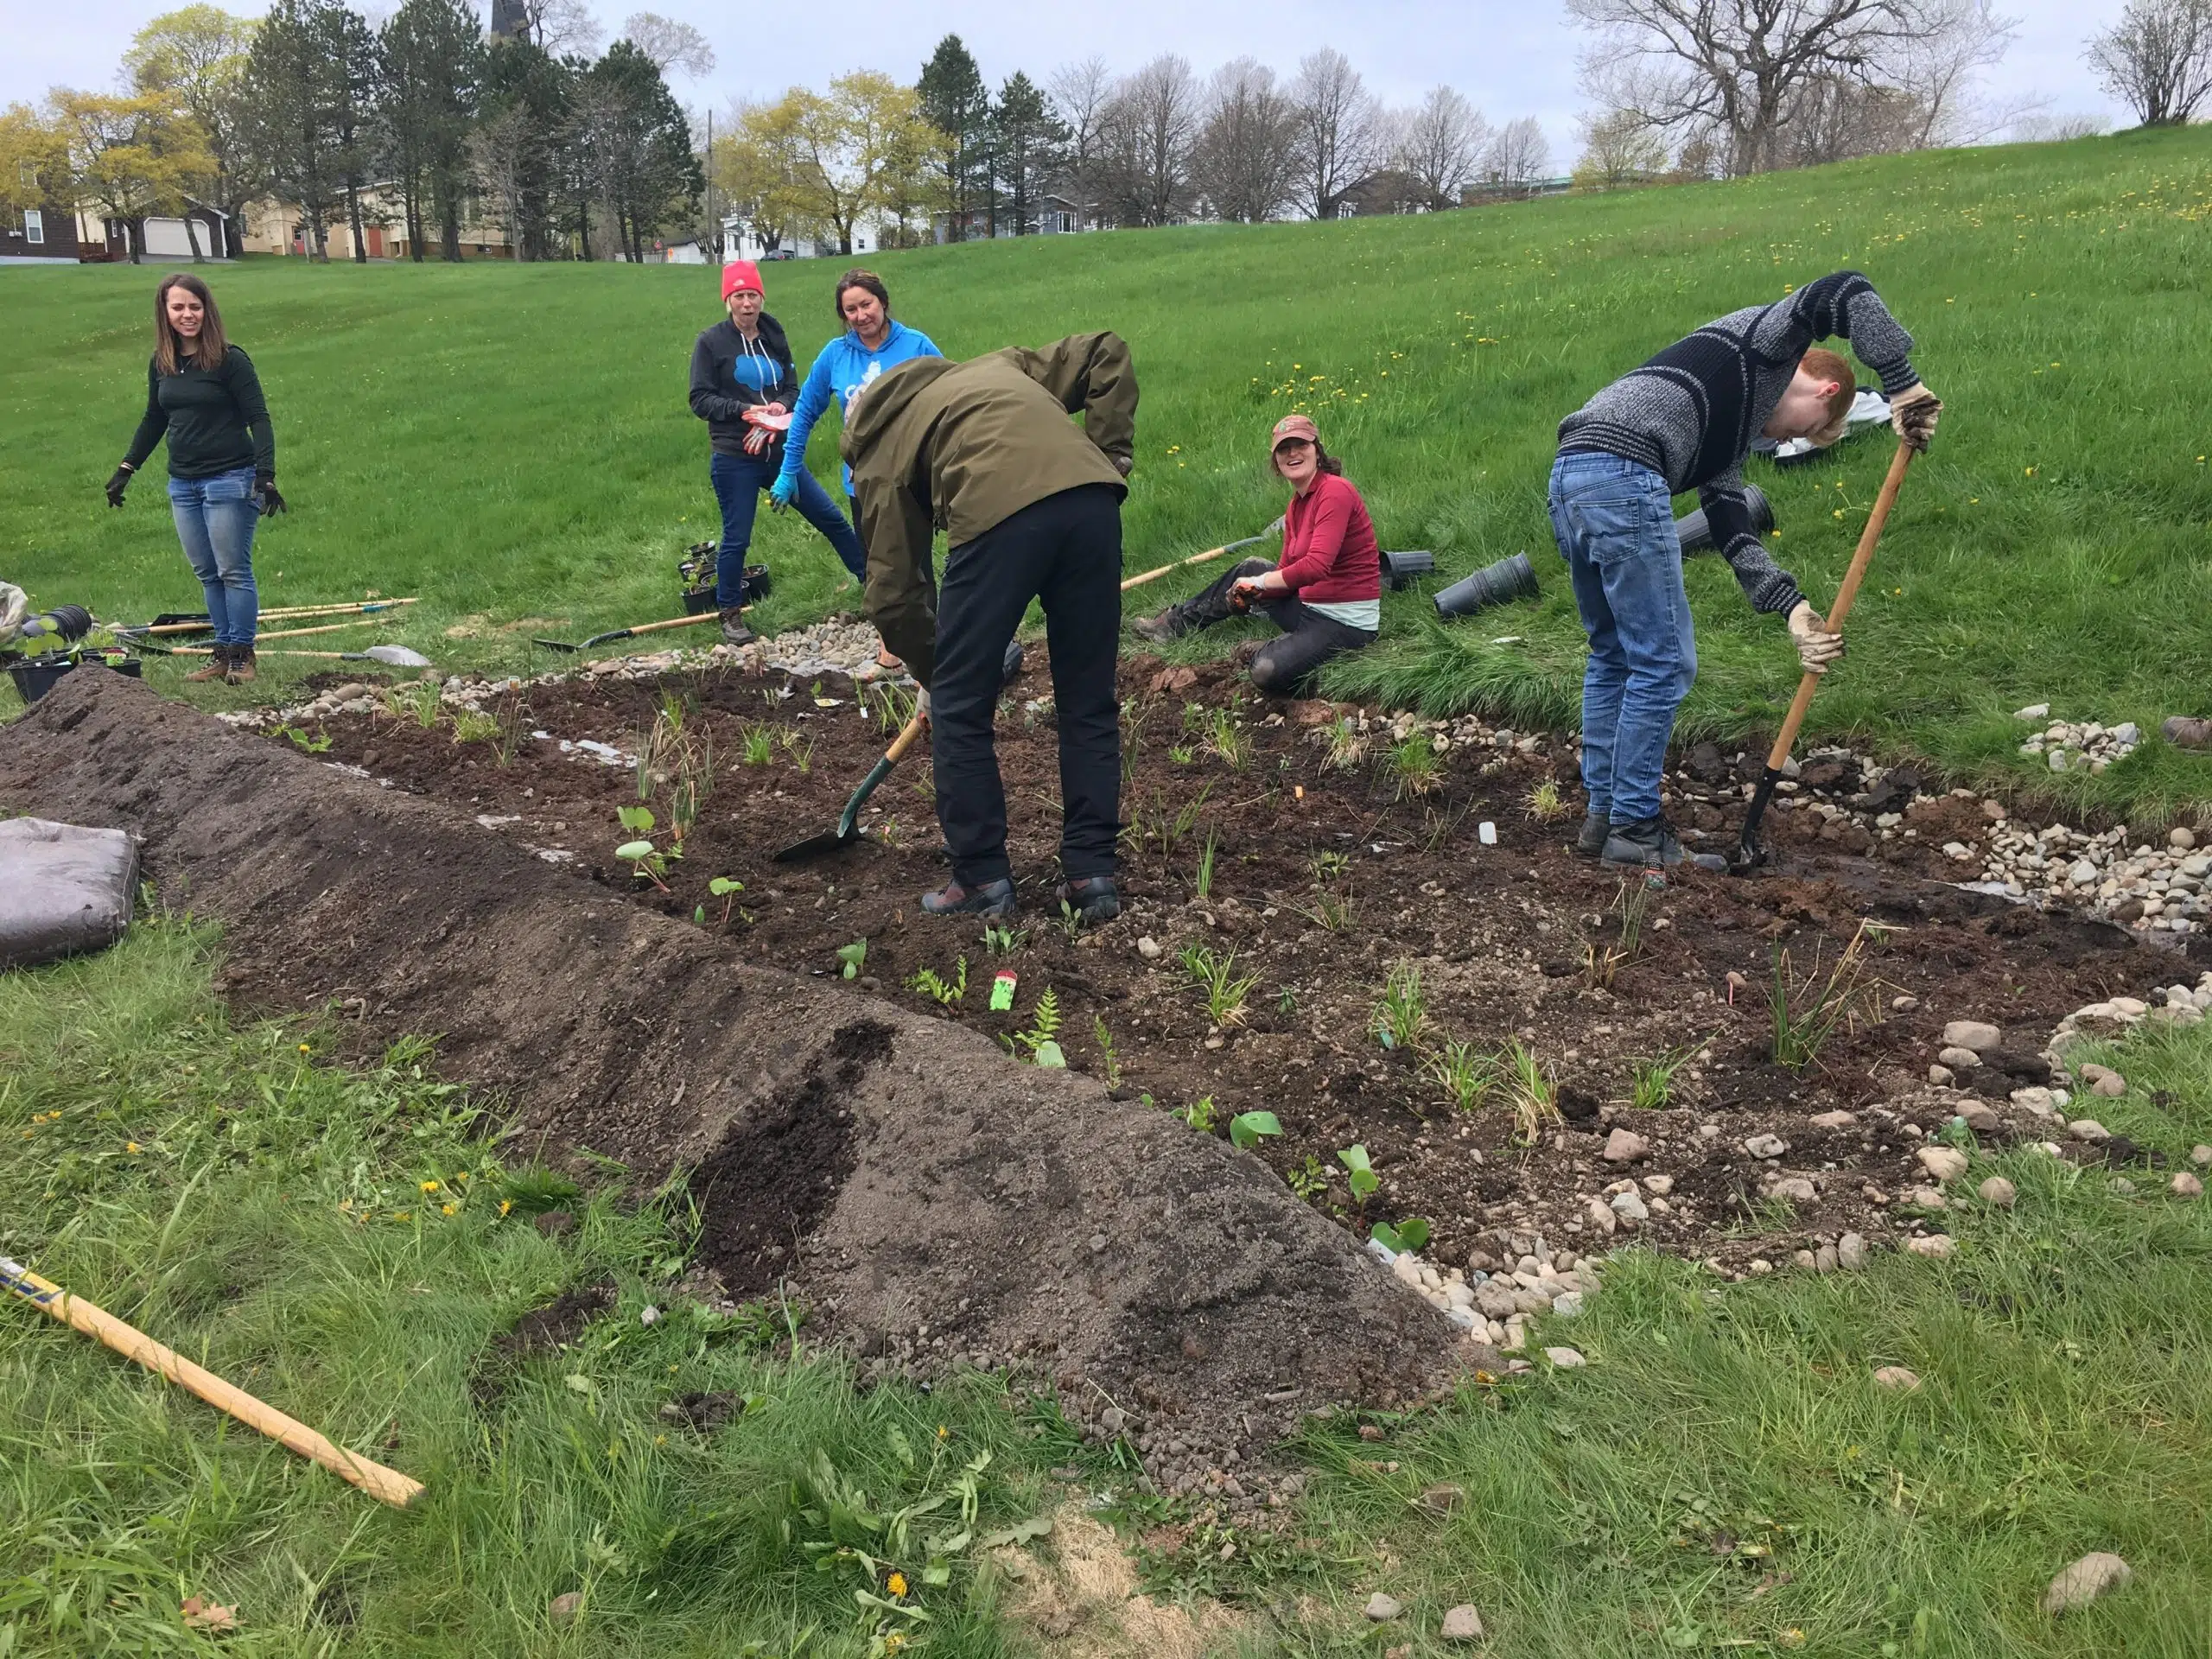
[272,651,2186,1275]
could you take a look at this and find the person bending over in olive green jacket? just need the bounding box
[841,332,1137,925]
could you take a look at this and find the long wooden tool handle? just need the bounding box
[2,1257,425,1509]
[883,706,930,766]
[1120,529,1275,594]
[259,597,419,621]
[626,613,724,638]
[1762,442,1916,772]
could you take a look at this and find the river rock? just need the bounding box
[1942,1020,2002,1052]
[2042,1553,2131,1614]
[1808,1109,1859,1129]
[1917,1147,1969,1183]
[1544,1345,1586,1369]
[1872,1365,1921,1390]
[2174,1173,2205,1198]
[1745,1134,1788,1159]
[1937,1046,1982,1071]
[1837,1231,1868,1268]
[1602,1127,1649,1163]
[1904,1234,1957,1259]
[1364,1592,1403,1622]
[2068,1119,2113,1143]
[1441,1604,1486,1641]
[1979,1176,2018,1207]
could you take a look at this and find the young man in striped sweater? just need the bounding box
[1551,270,1941,871]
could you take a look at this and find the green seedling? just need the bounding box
[1337,1143,1379,1205]
[1371,1217,1431,1255]
[1092,1015,1122,1090]
[1311,849,1351,883]
[1002,988,1065,1066]
[451,709,499,744]
[983,923,1027,957]
[708,876,743,925]
[1277,984,1297,1014]
[1770,922,1886,1070]
[617,804,655,836]
[1287,1154,1329,1200]
[782,730,816,773]
[1194,830,1218,899]
[1324,716,1362,771]
[836,940,868,980]
[1502,1039,1561,1146]
[1056,899,1084,942]
[1204,708,1247,770]
[493,699,531,766]
[1389,733,1442,798]
[1169,743,1195,766]
[276,723,332,753]
[1177,943,1258,1027]
[1526,779,1571,823]
[1229,1110,1281,1151]
[1427,1038,1494,1113]
[1179,1094,1218,1132]
[738,721,777,766]
[615,837,671,892]
[910,957,969,1007]
[1375,962,1428,1051]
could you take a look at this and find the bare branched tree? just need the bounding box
[1392,86,1488,207]
[620,13,714,79]
[1096,54,1203,226]
[1568,0,2005,174]
[2088,0,2212,125]
[1289,47,1382,218]
[1192,57,1301,221]
[2009,110,2111,139]
[1484,116,1552,187]
[1047,54,1114,226]
[514,0,601,56]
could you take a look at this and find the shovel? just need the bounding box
[244,645,435,667]
[773,639,1024,863]
[1120,522,1282,594]
[531,611,725,653]
[1729,442,1916,874]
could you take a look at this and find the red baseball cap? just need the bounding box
[721,260,763,301]
[1270,413,1319,453]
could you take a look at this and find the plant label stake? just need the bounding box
[989,971,1018,1013]
[1,1255,425,1509]
[1731,442,1916,874]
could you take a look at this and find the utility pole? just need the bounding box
[704,109,717,260]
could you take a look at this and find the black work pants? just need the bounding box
[1175,557,1379,696]
[932,484,1123,887]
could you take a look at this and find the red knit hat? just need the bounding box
[721,260,763,300]
[1270,413,1319,453]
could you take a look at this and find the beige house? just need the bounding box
[238,188,514,259]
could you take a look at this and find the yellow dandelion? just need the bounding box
[126,1141,143,1154]
[2024,467,2036,477]
[394,1211,412,1222]
[499,1198,513,1216]
[420,1179,440,1193]
[887,1572,909,1598]
[298,1042,311,1053]
[442,1203,457,1216]
[937,1425,950,1440]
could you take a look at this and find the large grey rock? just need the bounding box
[2042,1553,2131,1614]
[1441,1604,1485,1641]
[1601,1127,1649,1163]
[1942,1020,2001,1053]
[1364,1592,1403,1622]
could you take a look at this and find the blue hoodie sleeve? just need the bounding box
[908,329,943,360]
[778,346,839,486]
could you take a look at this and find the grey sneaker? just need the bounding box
[1600,816,1684,869]
[1572,812,1609,860]
[919,877,1017,918]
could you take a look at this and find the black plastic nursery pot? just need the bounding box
[1380,550,1435,591]
[1433,552,1539,619]
[1675,485,1775,556]
[8,655,144,704]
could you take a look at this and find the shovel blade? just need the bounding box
[772,828,856,864]
[358,645,433,667]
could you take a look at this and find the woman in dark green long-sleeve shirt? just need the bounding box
[105,274,284,684]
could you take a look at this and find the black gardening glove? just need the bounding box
[105,465,133,508]
[254,478,287,516]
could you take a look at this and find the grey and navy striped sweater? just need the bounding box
[1557,270,1921,614]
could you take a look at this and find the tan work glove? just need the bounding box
[1789,601,1845,675]
[1889,383,1941,450]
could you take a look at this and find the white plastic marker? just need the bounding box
[1478,822,1498,846]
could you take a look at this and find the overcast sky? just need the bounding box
[3,0,2130,168]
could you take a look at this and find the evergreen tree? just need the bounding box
[916,33,988,238]
[991,71,1067,234]
[475,39,572,258]
[315,2,380,261]
[577,40,702,262]
[245,0,340,257]
[375,0,482,261]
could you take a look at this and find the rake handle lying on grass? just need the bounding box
[173,617,397,649]
[1733,442,1916,869]
[0,1255,425,1510]
[136,599,418,634]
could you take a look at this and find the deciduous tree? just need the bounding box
[619,12,714,79]
[53,88,213,261]
[1192,58,1300,222]
[1289,47,1382,219]
[1573,106,1668,188]
[1046,54,1113,229]
[1395,85,1488,208]
[1096,54,1202,227]
[2088,0,2212,125]
[123,7,257,255]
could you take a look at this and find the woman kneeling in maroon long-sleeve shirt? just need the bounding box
[1129,413,1380,696]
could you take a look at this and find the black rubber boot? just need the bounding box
[720,607,757,647]
[1054,874,1121,925]
[1600,816,1684,869]
[1572,812,1610,860]
[919,877,1017,918]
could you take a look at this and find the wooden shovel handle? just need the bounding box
[626,612,724,638]
[884,706,930,764]
[3,1258,424,1509]
[1763,442,1915,772]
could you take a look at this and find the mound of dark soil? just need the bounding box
[0,671,1459,1484]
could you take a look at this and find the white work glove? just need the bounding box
[1788,601,1845,676]
[914,687,930,722]
[1889,383,1941,450]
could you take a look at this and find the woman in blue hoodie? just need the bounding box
[771,269,940,667]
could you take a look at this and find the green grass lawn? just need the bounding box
[6,923,2211,1655]
[7,130,2212,806]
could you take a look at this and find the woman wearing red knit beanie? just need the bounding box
[1129,413,1382,696]
[685,260,868,645]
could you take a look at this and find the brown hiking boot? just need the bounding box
[1128,606,1186,644]
[182,645,230,683]
[2165,715,2211,751]
[226,646,257,684]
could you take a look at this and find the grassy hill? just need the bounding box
[5,127,2211,808]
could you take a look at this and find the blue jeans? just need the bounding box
[168,467,261,647]
[709,451,866,604]
[1548,452,1697,825]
